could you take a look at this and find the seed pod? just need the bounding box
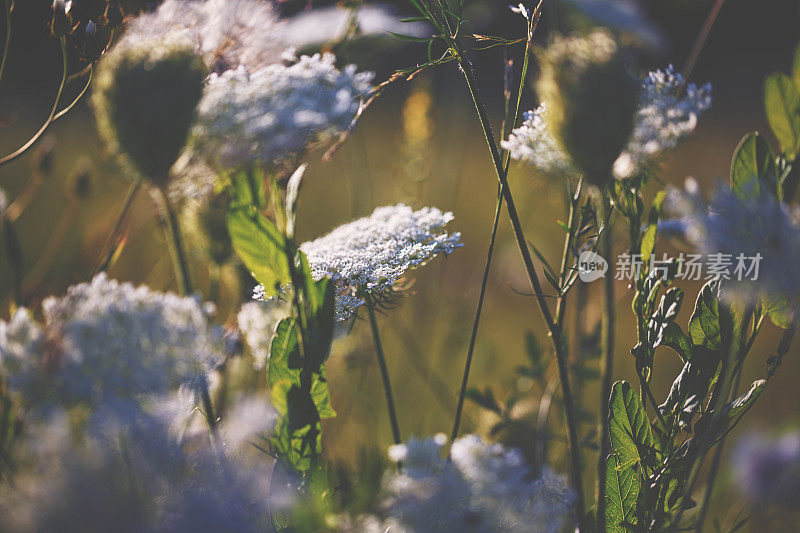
[67,157,92,202]
[537,30,638,187]
[92,37,207,186]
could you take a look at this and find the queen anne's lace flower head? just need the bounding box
[375,434,574,532]
[189,53,374,172]
[0,274,223,416]
[237,300,289,370]
[119,0,287,73]
[504,66,712,180]
[292,204,462,321]
[667,181,800,307]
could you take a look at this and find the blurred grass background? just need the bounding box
[1,0,799,529]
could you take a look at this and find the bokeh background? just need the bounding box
[1,0,798,529]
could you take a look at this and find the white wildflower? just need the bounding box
[190,53,374,172]
[120,0,287,73]
[0,274,224,416]
[667,181,800,306]
[615,65,712,179]
[237,300,289,370]
[293,204,461,321]
[378,434,574,532]
[505,66,712,180]
[219,394,277,454]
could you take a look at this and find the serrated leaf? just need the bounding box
[689,281,722,352]
[227,207,289,296]
[764,73,800,158]
[604,453,639,532]
[730,132,779,199]
[609,381,655,472]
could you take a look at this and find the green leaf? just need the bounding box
[604,453,640,532]
[311,366,336,419]
[688,281,722,352]
[268,318,302,413]
[793,43,800,88]
[764,73,800,158]
[720,379,766,425]
[388,31,433,42]
[640,191,666,264]
[227,206,289,296]
[762,294,795,329]
[730,132,779,199]
[661,322,693,363]
[609,381,655,472]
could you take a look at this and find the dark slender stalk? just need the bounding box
[595,195,615,529]
[450,185,502,441]
[455,51,586,529]
[0,36,67,167]
[155,186,192,296]
[94,181,142,275]
[0,0,12,89]
[366,296,402,445]
[681,0,727,81]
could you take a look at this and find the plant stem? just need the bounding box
[596,194,615,529]
[366,295,402,445]
[0,0,11,89]
[455,52,586,529]
[155,186,192,296]
[94,181,142,275]
[681,0,727,81]
[450,185,502,441]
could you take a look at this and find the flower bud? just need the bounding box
[536,30,638,187]
[92,37,207,186]
[67,157,92,202]
[50,0,72,38]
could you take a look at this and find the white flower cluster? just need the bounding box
[120,0,287,73]
[294,204,462,321]
[503,66,712,180]
[237,300,289,370]
[615,65,712,179]
[0,274,223,417]
[667,180,800,306]
[367,434,574,532]
[0,396,277,532]
[190,53,374,171]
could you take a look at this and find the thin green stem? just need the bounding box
[0,0,11,89]
[94,182,142,275]
[450,184,502,441]
[681,0,727,81]
[0,36,67,167]
[455,49,586,530]
[366,295,402,445]
[596,195,615,528]
[155,186,192,296]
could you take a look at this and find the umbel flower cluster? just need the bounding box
[190,54,375,172]
[0,276,277,531]
[667,179,800,307]
[352,434,575,532]
[503,65,712,180]
[293,204,462,320]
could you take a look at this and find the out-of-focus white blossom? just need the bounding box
[732,429,800,507]
[237,300,289,370]
[667,180,800,306]
[277,3,431,48]
[291,204,461,321]
[561,0,667,51]
[504,66,712,180]
[189,53,373,172]
[120,0,287,73]
[615,66,712,179]
[219,394,277,454]
[374,434,574,532]
[0,274,223,416]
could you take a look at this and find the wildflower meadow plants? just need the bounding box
[0,0,799,532]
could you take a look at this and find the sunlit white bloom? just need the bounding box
[378,434,574,532]
[0,274,223,416]
[295,204,462,320]
[277,3,430,48]
[219,394,276,454]
[120,0,286,73]
[667,181,800,306]
[237,300,289,370]
[190,53,373,171]
[615,66,712,179]
[505,66,712,180]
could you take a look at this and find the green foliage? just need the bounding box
[730,132,779,199]
[604,452,639,532]
[764,73,800,158]
[688,281,723,352]
[227,206,289,297]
